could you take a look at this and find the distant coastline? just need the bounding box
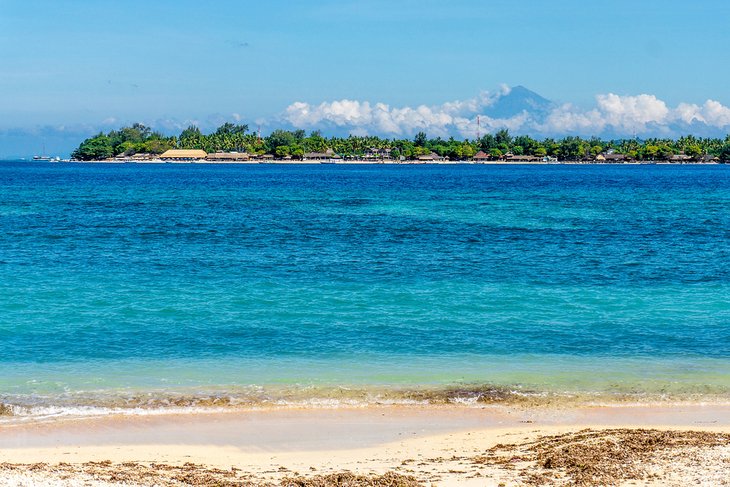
[54,158,726,165]
[68,122,730,164]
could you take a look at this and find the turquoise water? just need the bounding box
[1,162,729,416]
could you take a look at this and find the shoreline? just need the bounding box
[4,385,730,426]
[2,404,729,485]
[39,160,728,165]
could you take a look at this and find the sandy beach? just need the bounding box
[2,404,730,486]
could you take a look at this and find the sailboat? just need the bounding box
[33,144,54,161]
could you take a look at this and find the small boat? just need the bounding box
[33,144,57,162]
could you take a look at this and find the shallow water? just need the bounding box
[1,162,729,418]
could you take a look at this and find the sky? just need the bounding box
[1,0,729,157]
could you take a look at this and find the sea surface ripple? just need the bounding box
[1,162,729,416]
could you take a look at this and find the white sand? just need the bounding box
[1,404,729,486]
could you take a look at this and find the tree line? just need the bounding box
[72,123,730,162]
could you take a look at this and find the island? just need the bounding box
[70,123,730,164]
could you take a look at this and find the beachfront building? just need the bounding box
[603,153,627,163]
[206,152,251,162]
[131,153,155,161]
[417,152,447,162]
[364,148,392,160]
[303,152,328,160]
[159,149,208,161]
[504,154,541,162]
[473,151,490,162]
[303,149,341,161]
[669,154,693,163]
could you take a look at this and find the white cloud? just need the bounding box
[550,94,730,136]
[674,100,730,126]
[285,99,377,128]
[11,88,725,148]
[539,104,605,133]
[595,94,670,130]
[281,88,730,138]
[283,86,518,138]
[150,117,203,132]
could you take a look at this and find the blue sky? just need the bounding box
[1,0,729,156]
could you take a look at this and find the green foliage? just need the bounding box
[71,133,113,161]
[266,129,298,151]
[685,144,702,159]
[116,141,137,156]
[290,146,305,159]
[71,123,730,163]
[479,134,496,151]
[557,136,586,161]
[460,142,477,159]
[643,145,660,160]
[303,132,327,153]
[215,122,248,136]
[179,126,204,149]
[719,143,730,162]
[656,145,673,159]
[495,129,511,147]
[275,145,291,157]
[414,132,427,147]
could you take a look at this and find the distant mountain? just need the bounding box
[484,85,553,119]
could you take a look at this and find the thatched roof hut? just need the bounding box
[159,149,207,161]
[206,152,250,161]
[303,149,341,160]
[417,152,446,161]
[604,153,627,162]
[473,151,490,161]
[504,154,541,162]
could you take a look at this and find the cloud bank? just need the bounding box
[282,87,730,139]
[4,86,729,158]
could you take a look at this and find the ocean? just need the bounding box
[1,162,729,420]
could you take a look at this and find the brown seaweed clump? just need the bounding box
[396,384,540,405]
[280,472,421,487]
[0,403,13,416]
[474,428,730,486]
[1,429,729,486]
[0,461,423,487]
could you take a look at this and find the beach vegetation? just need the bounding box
[720,143,730,161]
[71,123,730,162]
[414,131,428,147]
[71,133,114,160]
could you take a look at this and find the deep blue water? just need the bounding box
[1,162,729,411]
